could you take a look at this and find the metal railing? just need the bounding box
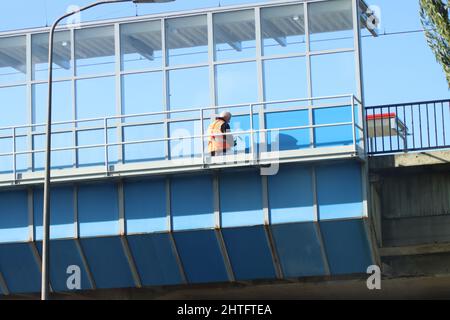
[0,94,364,180]
[366,99,450,155]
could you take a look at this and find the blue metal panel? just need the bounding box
[320,219,373,275]
[266,110,310,151]
[80,237,135,289]
[124,179,167,234]
[0,189,29,243]
[314,106,353,147]
[127,233,183,286]
[78,183,119,237]
[0,243,40,294]
[35,240,93,292]
[271,223,326,277]
[174,230,228,284]
[171,174,214,231]
[316,162,363,220]
[34,186,75,240]
[220,170,264,227]
[222,226,276,280]
[268,165,314,224]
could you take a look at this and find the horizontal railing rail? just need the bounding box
[0,94,364,181]
[366,99,450,155]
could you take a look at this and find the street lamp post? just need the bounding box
[42,0,174,301]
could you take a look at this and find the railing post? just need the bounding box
[12,127,16,182]
[249,104,256,164]
[200,108,205,166]
[351,95,356,149]
[104,117,109,173]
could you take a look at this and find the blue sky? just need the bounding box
[0,0,448,105]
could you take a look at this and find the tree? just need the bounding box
[419,0,450,88]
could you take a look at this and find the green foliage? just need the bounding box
[419,0,450,88]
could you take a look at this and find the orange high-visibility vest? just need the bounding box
[207,119,232,153]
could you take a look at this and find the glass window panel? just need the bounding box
[169,120,202,159]
[314,105,353,147]
[75,26,115,76]
[214,10,256,61]
[121,20,162,71]
[266,110,310,151]
[0,36,26,84]
[123,124,166,163]
[311,52,356,99]
[308,0,354,51]
[33,131,74,170]
[168,66,209,119]
[261,4,306,56]
[32,81,74,170]
[216,61,257,106]
[0,85,27,127]
[76,76,116,120]
[122,72,164,121]
[32,31,72,81]
[75,76,116,166]
[166,15,208,66]
[33,81,73,126]
[263,57,307,109]
[0,85,27,173]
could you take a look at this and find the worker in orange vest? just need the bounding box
[207,111,236,156]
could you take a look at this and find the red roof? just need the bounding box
[367,113,396,120]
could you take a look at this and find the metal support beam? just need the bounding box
[117,179,142,288]
[312,166,331,276]
[30,241,54,293]
[31,44,71,70]
[120,236,142,288]
[0,271,9,296]
[261,175,283,279]
[74,239,96,290]
[74,185,96,290]
[213,174,235,282]
[214,25,242,52]
[126,35,154,61]
[0,51,26,74]
[166,177,188,284]
[261,19,287,47]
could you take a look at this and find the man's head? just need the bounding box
[219,111,232,123]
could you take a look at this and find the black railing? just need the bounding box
[366,99,450,155]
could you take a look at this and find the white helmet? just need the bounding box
[219,111,232,121]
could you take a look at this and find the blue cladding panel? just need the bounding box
[127,233,182,286]
[171,175,214,230]
[314,106,353,147]
[266,110,310,151]
[0,190,29,243]
[268,165,314,223]
[272,223,326,277]
[222,227,276,280]
[78,183,119,237]
[316,162,363,220]
[320,219,372,275]
[124,179,167,234]
[0,243,40,293]
[174,230,228,283]
[220,170,263,227]
[80,237,135,289]
[36,240,92,292]
[34,186,75,240]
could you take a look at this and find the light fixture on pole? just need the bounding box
[41,0,175,301]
